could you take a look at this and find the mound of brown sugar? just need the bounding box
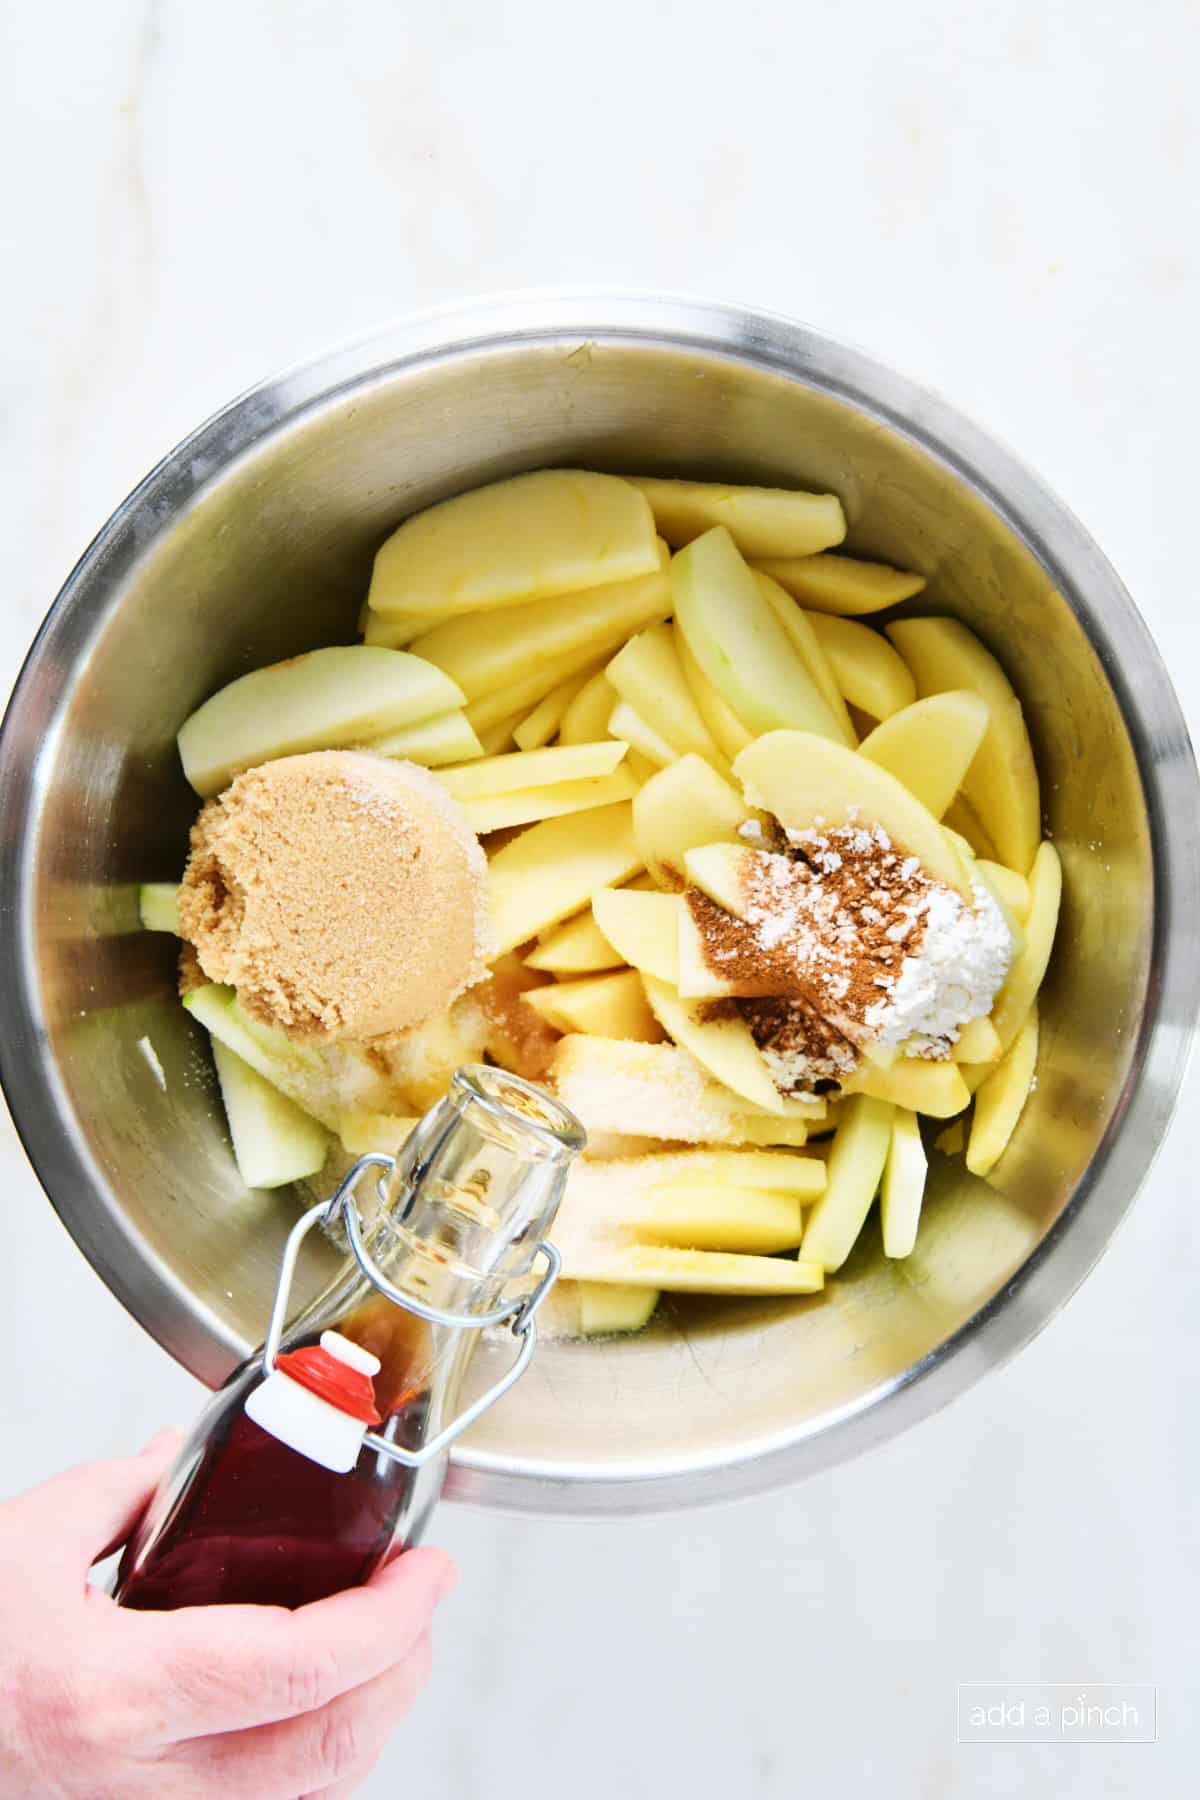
[177,750,493,1042]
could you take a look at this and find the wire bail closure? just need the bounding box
[260,1153,562,1471]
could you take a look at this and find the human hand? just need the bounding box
[0,1431,457,1798]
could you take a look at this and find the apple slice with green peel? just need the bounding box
[409,559,669,699]
[989,841,1061,1054]
[734,731,972,896]
[526,908,622,975]
[841,1055,970,1117]
[880,1106,927,1258]
[752,551,926,615]
[488,801,643,954]
[138,882,180,933]
[177,647,466,796]
[558,670,617,744]
[513,665,603,751]
[967,1004,1039,1176]
[211,1039,329,1190]
[367,708,483,766]
[675,627,754,760]
[858,691,989,818]
[753,571,857,746]
[456,766,638,835]
[800,1093,894,1270]
[633,754,754,890]
[523,969,663,1041]
[672,528,845,741]
[576,1282,660,1335]
[368,470,660,619]
[640,974,785,1114]
[184,985,337,1124]
[606,700,678,770]
[590,887,681,984]
[627,1184,806,1254]
[887,617,1041,873]
[560,1240,825,1296]
[804,613,917,720]
[629,476,846,558]
[607,623,728,771]
[439,739,628,798]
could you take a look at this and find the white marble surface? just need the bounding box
[2,2,1198,1794]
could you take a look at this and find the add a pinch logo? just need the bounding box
[957,1685,1156,1744]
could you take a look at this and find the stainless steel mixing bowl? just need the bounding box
[2,295,1197,1513]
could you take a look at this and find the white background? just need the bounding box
[2,3,1197,1795]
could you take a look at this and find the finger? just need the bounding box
[134,1547,455,1737]
[182,1631,434,1799]
[2,1431,183,1584]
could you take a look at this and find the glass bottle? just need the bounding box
[115,1066,583,1611]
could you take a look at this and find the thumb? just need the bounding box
[6,1429,184,1583]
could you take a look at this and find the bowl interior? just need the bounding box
[4,317,1164,1506]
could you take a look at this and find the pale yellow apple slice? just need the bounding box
[368,470,660,618]
[513,665,602,752]
[523,969,663,1041]
[457,767,638,835]
[675,899,736,999]
[628,1184,806,1253]
[138,882,180,933]
[989,841,1061,1054]
[640,974,785,1114]
[942,794,1000,862]
[672,528,845,740]
[526,908,622,975]
[975,860,1031,923]
[362,606,428,648]
[734,731,972,896]
[488,801,643,953]
[606,701,679,770]
[753,571,857,746]
[675,628,754,760]
[607,622,729,771]
[887,617,1041,873]
[560,1240,825,1296]
[804,613,917,720]
[464,649,615,735]
[800,1093,894,1270]
[577,1282,660,1334]
[841,1056,970,1118]
[879,1106,927,1258]
[858,691,989,818]
[367,708,484,766]
[337,1110,419,1156]
[439,739,628,798]
[558,671,617,744]
[966,1004,1039,1176]
[590,887,681,984]
[950,1014,1002,1063]
[475,711,525,756]
[409,560,669,699]
[752,551,926,615]
[629,476,846,558]
[210,1039,329,1190]
[603,1147,826,1197]
[549,1036,820,1146]
[633,753,755,889]
[177,647,466,797]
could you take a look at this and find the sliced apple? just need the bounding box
[596,1146,825,1197]
[967,1004,1039,1176]
[752,551,926,615]
[800,1093,894,1270]
[754,571,857,746]
[628,1184,806,1253]
[513,665,603,751]
[640,975,784,1113]
[734,732,972,896]
[590,887,681,983]
[632,753,754,889]
[887,617,1041,873]
[138,882,180,934]
[841,1056,970,1118]
[606,622,728,771]
[577,1282,660,1335]
[177,647,465,796]
[440,740,628,798]
[879,1106,927,1258]
[675,628,754,760]
[858,691,989,818]
[951,1014,1002,1064]
[464,649,608,735]
[558,671,617,745]
[362,606,429,648]
[804,613,916,720]
[560,1240,825,1296]
[367,708,484,766]
[337,1109,419,1156]
[672,528,845,741]
[488,801,643,953]
[629,476,845,558]
[210,1039,329,1190]
[523,969,663,1041]
[942,794,1000,863]
[409,562,669,700]
[457,767,638,835]
[476,712,525,756]
[990,841,1061,1054]
[184,985,336,1126]
[606,700,679,770]
[975,860,1031,923]
[368,470,660,619]
[526,908,623,975]
[675,898,737,1000]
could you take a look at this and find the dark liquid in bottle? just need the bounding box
[117,1300,433,1611]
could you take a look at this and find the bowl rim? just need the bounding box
[3,290,1198,1515]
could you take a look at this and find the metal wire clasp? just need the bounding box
[259,1154,561,1471]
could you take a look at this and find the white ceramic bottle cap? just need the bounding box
[320,1330,382,1377]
